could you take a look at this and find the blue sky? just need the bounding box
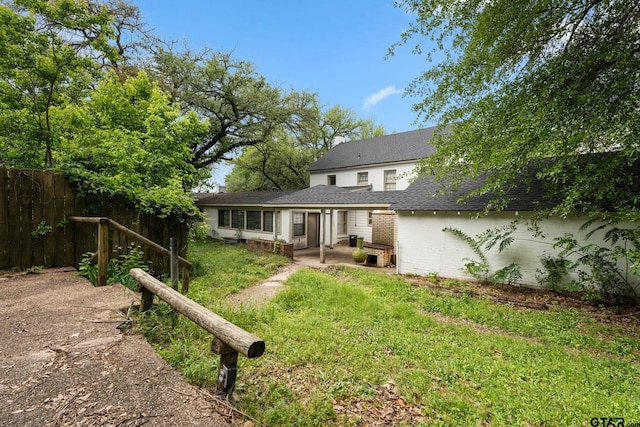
[132,0,436,182]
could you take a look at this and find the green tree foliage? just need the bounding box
[393,0,640,219]
[226,103,385,191]
[55,71,208,217]
[0,0,120,167]
[151,48,300,171]
[225,133,316,191]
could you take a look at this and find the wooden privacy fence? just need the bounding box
[130,268,265,394]
[69,216,191,292]
[0,167,188,273]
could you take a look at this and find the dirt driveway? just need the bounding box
[0,268,230,427]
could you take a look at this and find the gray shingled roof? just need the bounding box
[193,190,297,206]
[389,168,554,212]
[307,127,441,172]
[266,185,406,206]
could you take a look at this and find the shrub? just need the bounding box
[78,244,149,290]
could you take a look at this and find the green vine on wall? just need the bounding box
[444,219,639,303]
[443,222,522,285]
[31,221,53,238]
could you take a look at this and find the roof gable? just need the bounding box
[307,127,441,172]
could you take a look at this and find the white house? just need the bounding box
[308,127,438,192]
[196,128,438,249]
[194,127,639,293]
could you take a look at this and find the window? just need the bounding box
[219,209,277,232]
[338,211,348,235]
[384,169,397,191]
[357,172,368,185]
[231,210,245,229]
[218,209,231,228]
[246,211,262,230]
[263,211,274,232]
[368,211,373,226]
[293,212,305,236]
[328,175,336,185]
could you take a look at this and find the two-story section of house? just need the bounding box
[305,127,438,243]
[308,128,438,191]
[195,127,441,249]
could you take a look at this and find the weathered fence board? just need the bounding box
[31,170,45,266]
[0,167,188,273]
[0,170,9,266]
[0,169,9,267]
[61,172,76,267]
[8,168,23,268]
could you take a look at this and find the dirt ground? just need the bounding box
[406,275,640,332]
[0,268,233,427]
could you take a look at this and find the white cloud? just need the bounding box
[362,86,402,110]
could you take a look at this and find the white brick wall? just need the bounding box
[396,210,640,289]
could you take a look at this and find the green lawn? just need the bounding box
[140,239,640,426]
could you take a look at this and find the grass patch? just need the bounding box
[139,240,640,426]
[187,238,289,301]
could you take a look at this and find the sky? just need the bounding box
[131,0,436,183]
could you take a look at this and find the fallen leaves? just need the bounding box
[332,380,427,426]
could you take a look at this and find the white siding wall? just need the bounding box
[396,210,640,288]
[346,210,372,243]
[310,162,417,191]
[280,210,291,242]
[314,209,374,246]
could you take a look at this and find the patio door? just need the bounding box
[307,213,320,247]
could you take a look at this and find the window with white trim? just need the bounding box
[293,212,305,236]
[246,211,262,230]
[357,172,368,185]
[384,169,397,191]
[231,210,245,229]
[218,209,231,228]
[263,211,274,232]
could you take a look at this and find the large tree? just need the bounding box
[393,0,640,219]
[0,0,119,167]
[0,0,149,168]
[150,48,301,172]
[226,103,384,191]
[55,71,207,217]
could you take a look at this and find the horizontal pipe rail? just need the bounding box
[130,268,265,359]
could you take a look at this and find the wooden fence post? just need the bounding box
[212,338,239,395]
[170,237,178,291]
[97,218,109,286]
[140,287,154,311]
[182,267,190,295]
[130,269,264,395]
